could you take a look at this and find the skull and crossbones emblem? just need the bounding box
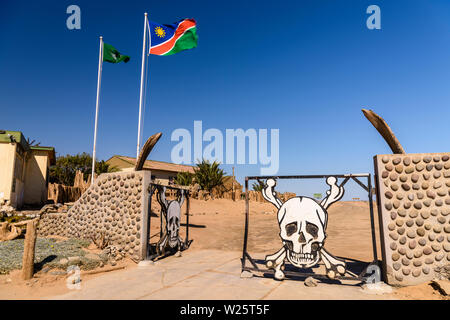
[156,186,186,255]
[262,177,347,280]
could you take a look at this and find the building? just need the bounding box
[0,130,55,208]
[106,155,195,184]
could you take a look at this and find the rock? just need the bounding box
[417,228,425,236]
[59,258,68,266]
[240,271,253,278]
[50,270,67,276]
[85,253,102,261]
[401,184,410,191]
[304,276,318,287]
[68,256,81,265]
[416,218,424,227]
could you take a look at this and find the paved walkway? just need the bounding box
[47,250,395,300]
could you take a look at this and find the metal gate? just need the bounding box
[145,183,192,261]
[241,174,379,282]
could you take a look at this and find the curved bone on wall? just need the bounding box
[362,109,405,154]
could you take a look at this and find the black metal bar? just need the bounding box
[246,173,370,180]
[339,176,350,188]
[373,157,387,283]
[351,176,369,192]
[151,184,190,190]
[159,187,163,238]
[146,185,155,260]
[367,174,378,264]
[244,252,260,270]
[185,191,190,247]
[242,267,363,281]
[241,177,250,270]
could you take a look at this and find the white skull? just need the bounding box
[277,197,327,268]
[166,201,181,248]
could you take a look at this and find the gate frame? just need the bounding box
[241,173,379,282]
[145,182,192,261]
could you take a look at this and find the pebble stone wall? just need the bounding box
[38,213,68,237]
[38,171,152,261]
[374,153,450,286]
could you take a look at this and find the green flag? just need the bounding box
[103,43,130,63]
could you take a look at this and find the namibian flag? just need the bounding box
[148,19,198,56]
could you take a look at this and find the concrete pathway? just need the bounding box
[47,250,395,300]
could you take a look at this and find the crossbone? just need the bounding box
[262,177,346,280]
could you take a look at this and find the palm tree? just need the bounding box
[252,180,265,192]
[194,159,226,193]
[174,171,194,186]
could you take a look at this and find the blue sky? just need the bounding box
[1,1,450,198]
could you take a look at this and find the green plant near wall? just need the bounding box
[252,180,265,192]
[174,171,194,186]
[49,152,118,186]
[193,159,226,193]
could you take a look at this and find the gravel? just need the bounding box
[0,237,107,274]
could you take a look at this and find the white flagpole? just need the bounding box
[137,12,148,158]
[92,36,103,185]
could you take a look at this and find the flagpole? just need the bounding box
[137,12,148,159]
[91,36,103,185]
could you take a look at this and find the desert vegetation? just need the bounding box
[49,152,118,186]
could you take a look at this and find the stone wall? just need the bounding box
[38,213,68,237]
[374,152,450,286]
[39,171,152,261]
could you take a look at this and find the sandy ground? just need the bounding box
[0,198,448,300]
